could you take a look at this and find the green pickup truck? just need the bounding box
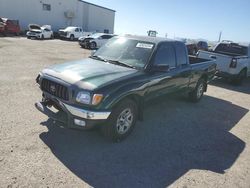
[35,35,216,141]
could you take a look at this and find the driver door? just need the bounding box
[145,42,178,100]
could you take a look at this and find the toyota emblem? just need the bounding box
[50,85,56,93]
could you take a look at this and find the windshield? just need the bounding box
[93,37,155,69]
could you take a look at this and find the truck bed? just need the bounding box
[189,55,212,64]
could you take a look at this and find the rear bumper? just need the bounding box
[35,100,111,129]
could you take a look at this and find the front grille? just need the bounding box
[41,79,69,101]
[59,31,67,37]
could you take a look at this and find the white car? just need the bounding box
[78,33,115,49]
[59,26,83,41]
[26,24,53,40]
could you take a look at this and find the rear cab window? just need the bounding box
[175,42,188,66]
[214,43,248,56]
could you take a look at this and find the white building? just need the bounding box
[0,0,115,33]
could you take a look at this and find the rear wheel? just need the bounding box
[232,69,247,85]
[189,78,205,102]
[101,99,138,142]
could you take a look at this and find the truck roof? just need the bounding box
[123,35,179,45]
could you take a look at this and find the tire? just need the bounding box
[101,99,138,142]
[41,35,44,40]
[50,34,54,39]
[232,69,247,85]
[89,42,97,50]
[70,34,74,41]
[189,78,206,102]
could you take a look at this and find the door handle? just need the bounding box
[209,55,217,59]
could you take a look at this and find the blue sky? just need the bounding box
[88,0,250,42]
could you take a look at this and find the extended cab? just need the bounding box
[59,26,83,41]
[35,36,216,141]
[198,41,250,84]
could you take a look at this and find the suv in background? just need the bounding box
[59,26,83,41]
[186,40,208,55]
[79,33,115,49]
[0,18,21,36]
[26,24,53,40]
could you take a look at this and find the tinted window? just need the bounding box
[102,35,113,39]
[175,42,187,66]
[214,43,247,56]
[154,43,176,68]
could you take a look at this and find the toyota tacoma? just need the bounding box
[35,35,216,141]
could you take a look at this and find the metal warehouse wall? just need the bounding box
[0,0,115,33]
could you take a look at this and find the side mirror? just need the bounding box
[91,50,96,56]
[152,64,169,72]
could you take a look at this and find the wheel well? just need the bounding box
[119,94,144,121]
[201,74,208,91]
[242,67,248,76]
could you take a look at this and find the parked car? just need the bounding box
[26,24,53,40]
[198,41,250,84]
[59,26,83,41]
[0,18,5,35]
[79,33,115,49]
[0,18,21,36]
[186,40,208,55]
[35,35,216,141]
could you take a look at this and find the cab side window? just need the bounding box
[154,43,176,68]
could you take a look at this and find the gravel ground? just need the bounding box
[0,37,250,188]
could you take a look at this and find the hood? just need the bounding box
[29,24,51,31]
[42,58,138,90]
[28,24,41,31]
[59,27,76,32]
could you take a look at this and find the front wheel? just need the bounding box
[189,78,205,102]
[89,42,97,50]
[70,34,74,41]
[101,99,138,142]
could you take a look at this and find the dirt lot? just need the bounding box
[0,37,250,188]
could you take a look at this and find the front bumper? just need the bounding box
[27,32,41,38]
[35,99,111,129]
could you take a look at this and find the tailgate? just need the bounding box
[197,51,232,73]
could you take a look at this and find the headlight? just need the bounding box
[76,92,103,105]
[76,92,91,104]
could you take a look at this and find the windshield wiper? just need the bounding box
[107,59,135,69]
[90,55,107,62]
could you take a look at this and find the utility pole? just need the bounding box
[218,31,222,42]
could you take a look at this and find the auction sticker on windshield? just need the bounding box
[136,43,154,49]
